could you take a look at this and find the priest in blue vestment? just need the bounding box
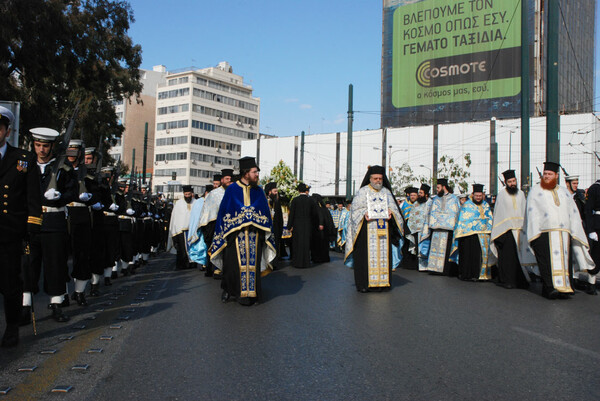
[210,157,276,305]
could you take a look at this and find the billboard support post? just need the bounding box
[490,119,498,196]
[432,124,438,183]
[346,84,353,200]
[520,0,530,192]
[546,0,560,163]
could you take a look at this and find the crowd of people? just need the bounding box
[0,106,171,347]
[1,102,599,348]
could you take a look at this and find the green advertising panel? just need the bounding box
[392,0,521,108]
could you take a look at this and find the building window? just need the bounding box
[155,168,187,177]
[157,120,189,131]
[178,77,189,84]
[155,152,187,162]
[156,136,188,146]
[157,88,190,100]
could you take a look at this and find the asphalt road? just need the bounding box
[1,252,599,400]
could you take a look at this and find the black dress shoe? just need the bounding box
[50,304,70,322]
[585,283,598,295]
[19,306,31,326]
[1,325,19,348]
[48,297,70,310]
[221,290,230,303]
[73,291,88,307]
[104,277,112,286]
[89,284,100,297]
[213,270,223,280]
[111,271,118,279]
[542,287,560,300]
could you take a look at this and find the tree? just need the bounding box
[0,0,142,160]
[260,160,300,200]
[389,162,430,196]
[436,153,472,194]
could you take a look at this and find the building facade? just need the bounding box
[153,62,259,195]
[108,65,168,180]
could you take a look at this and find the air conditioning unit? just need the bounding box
[218,117,222,122]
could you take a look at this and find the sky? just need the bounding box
[126,0,600,138]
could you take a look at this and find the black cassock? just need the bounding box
[312,205,336,263]
[494,231,529,288]
[288,194,317,268]
[457,234,483,280]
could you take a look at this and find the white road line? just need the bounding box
[513,326,600,361]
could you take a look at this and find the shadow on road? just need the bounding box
[261,270,305,303]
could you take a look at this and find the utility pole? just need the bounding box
[346,84,354,200]
[142,122,148,186]
[520,0,530,192]
[546,0,560,163]
[299,130,305,181]
[490,119,498,195]
[131,148,135,185]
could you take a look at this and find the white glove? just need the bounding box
[44,188,61,201]
[91,202,103,211]
[79,192,92,202]
[589,232,599,242]
[126,208,135,216]
[109,203,119,212]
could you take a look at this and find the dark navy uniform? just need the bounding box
[585,180,600,277]
[0,144,41,346]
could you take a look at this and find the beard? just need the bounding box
[417,196,427,204]
[437,190,445,197]
[506,185,518,195]
[472,198,483,205]
[541,177,558,190]
[269,193,278,201]
[370,182,383,190]
[184,196,192,204]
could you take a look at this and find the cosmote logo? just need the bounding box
[416,58,487,88]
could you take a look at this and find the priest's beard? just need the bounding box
[184,196,193,204]
[472,198,483,205]
[506,185,518,195]
[371,182,383,190]
[541,177,558,190]
[437,190,445,197]
[417,196,427,204]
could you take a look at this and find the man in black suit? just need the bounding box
[0,106,42,347]
[288,183,319,268]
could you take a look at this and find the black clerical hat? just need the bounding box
[297,183,309,192]
[213,174,222,181]
[264,182,277,193]
[502,169,516,181]
[205,184,214,193]
[420,183,431,193]
[405,186,418,195]
[472,183,484,193]
[221,169,234,178]
[367,165,385,176]
[437,178,449,187]
[543,161,560,173]
[239,156,259,171]
[182,185,193,193]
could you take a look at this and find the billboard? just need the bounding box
[382,0,522,127]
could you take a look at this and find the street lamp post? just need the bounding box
[419,164,432,181]
[373,146,407,172]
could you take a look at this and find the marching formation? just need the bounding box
[0,106,170,347]
[1,103,599,350]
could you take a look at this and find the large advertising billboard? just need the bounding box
[382,0,522,128]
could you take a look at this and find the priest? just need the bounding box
[265,182,284,265]
[452,184,494,281]
[344,166,403,292]
[527,162,596,299]
[409,184,432,271]
[400,187,419,269]
[187,184,212,269]
[490,170,534,289]
[584,172,600,294]
[288,183,318,268]
[211,157,276,305]
[169,185,195,269]
[199,169,233,277]
[420,178,460,275]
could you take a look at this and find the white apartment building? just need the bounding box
[153,62,259,195]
